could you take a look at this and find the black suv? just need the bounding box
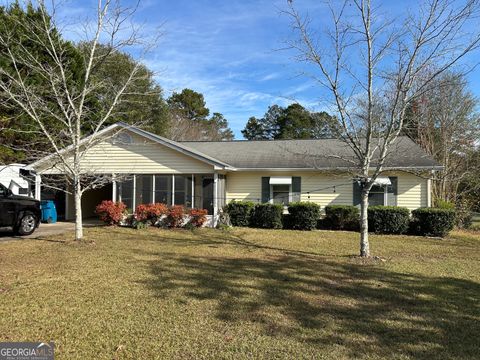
[0,183,41,235]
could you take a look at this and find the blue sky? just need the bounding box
[4,0,479,138]
[137,0,319,137]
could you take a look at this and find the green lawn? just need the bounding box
[0,227,479,359]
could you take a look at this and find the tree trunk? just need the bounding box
[74,178,83,241]
[360,191,370,257]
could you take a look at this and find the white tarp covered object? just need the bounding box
[0,163,35,196]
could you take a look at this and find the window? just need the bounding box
[353,176,398,207]
[272,184,290,205]
[155,175,172,205]
[368,184,386,206]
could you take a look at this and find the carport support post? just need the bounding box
[34,174,41,200]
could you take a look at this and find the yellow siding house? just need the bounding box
[31,123,439,223]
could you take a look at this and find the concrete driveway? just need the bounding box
[0,220,101,242]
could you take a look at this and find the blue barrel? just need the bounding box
[40,200,57,223]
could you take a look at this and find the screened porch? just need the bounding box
[113,174,222,216]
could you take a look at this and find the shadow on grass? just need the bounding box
[138,231,480,359]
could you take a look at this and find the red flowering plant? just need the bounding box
[188,208,208,228]
[166,205,185,228]
[135,203,168,225]
[95,200,127,225]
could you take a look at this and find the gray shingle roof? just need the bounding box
[180,136,441,170]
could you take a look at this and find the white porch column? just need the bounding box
[152,175,156,203]
[427,176,432,207]
[34,174,41,200]
[112,174,117,201]
[191,173,195,208]
[172,174,175,205]
[213,172,218,226]
[132,175,136,209]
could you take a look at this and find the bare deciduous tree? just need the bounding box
[406,72,480,206]
[167,111,208,141]
[0,0,159,240]
[285,0,480,256]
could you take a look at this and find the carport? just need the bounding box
[65,183,113,220]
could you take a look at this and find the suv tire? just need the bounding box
[15,212,38,236]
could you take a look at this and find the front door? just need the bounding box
[0,184,15,226]
[202,178,214,215]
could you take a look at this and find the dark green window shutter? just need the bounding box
[292,177,301,202]
[261,177,270,203]
[353,180,362,206]
[387,177,398,206]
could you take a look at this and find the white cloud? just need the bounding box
[259,72,281,81]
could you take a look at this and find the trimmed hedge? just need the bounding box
[287,202,321,230]
[282,214,293,230]
[368,206,410,234]
[411,208,456,237]
[224,201,255,227]
[324,205,359,231]
[249,203,283,229]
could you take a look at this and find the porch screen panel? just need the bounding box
[117,176,134,210]
[155,175,172,205]
[186,176,193,208]
[194,175,203,209]
[135,175,153,206]
[174,175,193,208]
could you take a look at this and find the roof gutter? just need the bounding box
[230,165,444,172]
